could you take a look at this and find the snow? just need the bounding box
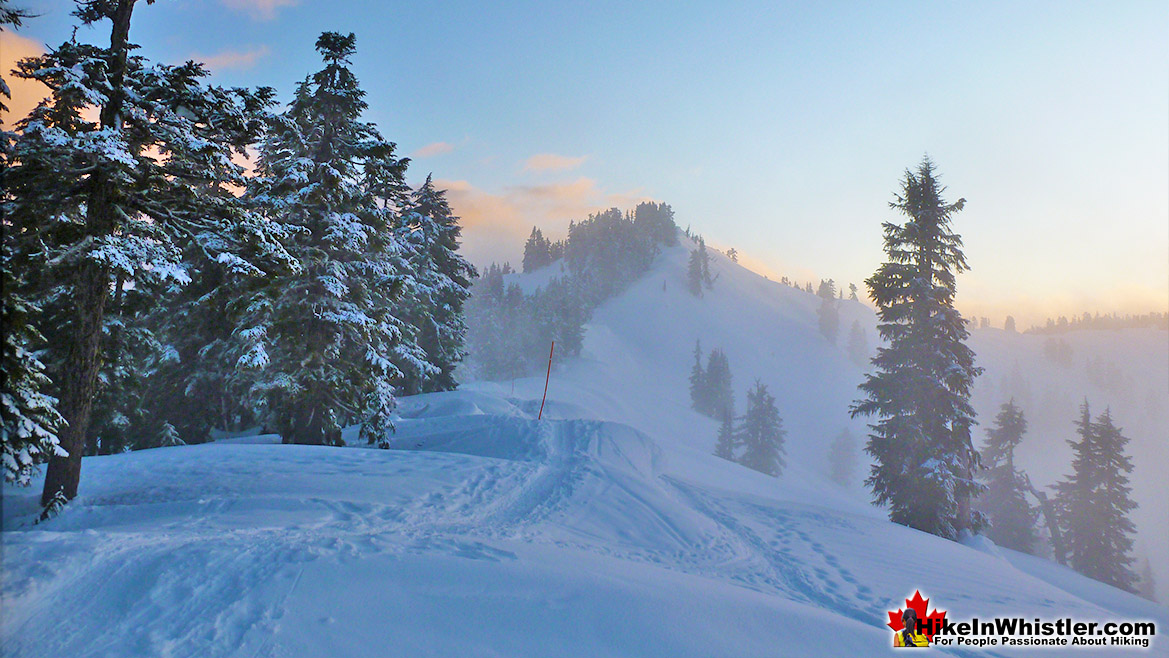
[3,239,1166,657]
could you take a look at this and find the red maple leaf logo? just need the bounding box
[887,590,947,641]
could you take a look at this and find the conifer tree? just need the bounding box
[156,421,185,448]
[1055,402,1139,592]
[632,201,677,246]
[523,227,552,273]
[714,410,737,461]
[2,4,66,480]
[738,381,786,476]
[850,158,984,539]
[688,339,707,414]
[828,428,857,486]
[978,400,1037,553]
[396,175,476,393]
[704,348,734,420]
[5,0,286,507]
[246,32,414,447]
[1,262,65,485]
[817,279,839,344]
[848,283,859,301]
[1137,557,1157,603]
[687,248,705,297]
[1004,316,1016,333]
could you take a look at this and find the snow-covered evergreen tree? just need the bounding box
[632,201,677,246]
[5,0,287,507]
[828,428,857,487]
[850,158,984,540]
[738,380,786,476]
[978,400,1037,553]
[1055,402,1139,592]
[396,175,476,394]
[156,421,185,448]
[817,279,839,344]
[0,0,66,487]
[688,339,707,414]
[686,238,713,297]
[1137,557,1157,603]
[687,249,704,297]
[704,348,734,421]
[522,227,552,273]
[713,410,737,461]
[1,265,66,486]
[246,32,414,448]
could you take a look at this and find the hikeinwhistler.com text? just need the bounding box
[923,617,1156,649]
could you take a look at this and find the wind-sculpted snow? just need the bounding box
[3,391,1165,657]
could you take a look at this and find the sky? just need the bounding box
[4,0,1167,327]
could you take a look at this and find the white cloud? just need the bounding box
[413,142,454,158]
[523,153,588,173]
[195,45,271,71]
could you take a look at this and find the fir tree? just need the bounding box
[2,4,66,481]
[1055,403,1139,592]
[1,261,65,485]
[687,248,705,297]
[396,175,476,394]
[738,381,786,476]
[156,421,185,448]
[714,410,737,461]
[523,226,552,273]
[817,279,839,344]
[246,32,413,448]
[632,201,677,246]
[850,158,984,539]
[688,339,707,414]
[1004,316,1016,332]
[978,400,1038,553]
[5,0,286,508]
[704,348,734,421]
[1137,557,1157,603]
[828,428,857,487]
[848,283,859,301]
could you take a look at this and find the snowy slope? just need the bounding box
[3,241,1166,657]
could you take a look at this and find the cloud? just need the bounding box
[1,32,48,126]
[433,177,654,267]
[523,153,588,173]
[195,45,271,71]
[413,142,454,158]
[219,0,296,21]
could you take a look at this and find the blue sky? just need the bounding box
[7,0,1168,325]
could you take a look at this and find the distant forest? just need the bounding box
[1025,312,1168,335]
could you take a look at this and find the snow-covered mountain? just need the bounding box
[3,240,1166,657]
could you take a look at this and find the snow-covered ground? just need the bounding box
[3,241,1166,657]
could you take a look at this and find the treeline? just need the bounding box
[2,3,474,513]
[1026,311,1168,334]
[466,203,678,380]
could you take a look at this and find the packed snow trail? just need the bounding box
[4,393,1165,657]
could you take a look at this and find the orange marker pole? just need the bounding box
[538,341,555,420]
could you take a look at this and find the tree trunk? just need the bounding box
[41,262,109,506]
[39,0,136,511]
